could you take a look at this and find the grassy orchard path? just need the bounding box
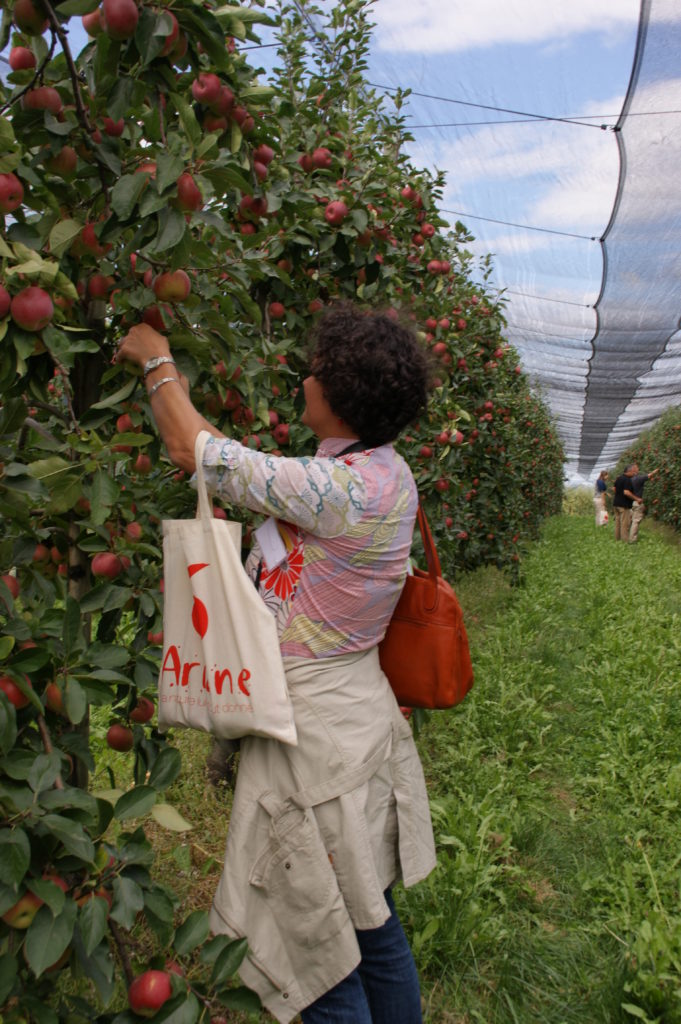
[401,515,681,1024]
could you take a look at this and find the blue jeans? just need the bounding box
[300,890,423,1024]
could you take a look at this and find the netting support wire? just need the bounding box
[440,209,598,241]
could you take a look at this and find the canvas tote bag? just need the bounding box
[157,430,297,744]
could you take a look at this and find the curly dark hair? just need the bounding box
[308,303,432,447]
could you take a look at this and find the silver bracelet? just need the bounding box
[143,355,176,379]
[147,376,181,398]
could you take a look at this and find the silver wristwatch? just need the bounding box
[143,355,176,378]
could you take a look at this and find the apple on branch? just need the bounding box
[128,971,173,1017]
[0,173,24,213]
[10,287,54,332]
[153,270,191,303]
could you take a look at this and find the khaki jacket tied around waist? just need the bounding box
[209,647,437,1023]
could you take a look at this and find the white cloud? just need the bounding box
[372,0,640,54]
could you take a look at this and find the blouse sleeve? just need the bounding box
[200,435,367,538]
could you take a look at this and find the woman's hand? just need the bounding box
[115,323,171,373]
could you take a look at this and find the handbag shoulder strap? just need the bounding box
[416,502,442,581]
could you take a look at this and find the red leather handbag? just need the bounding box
[378,504,474,709]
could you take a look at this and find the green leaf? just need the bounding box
[148,746,182,791]
[24,899,77,977]
[174,910,211,956]
[110,875,144,929]
[0,828,30,885]
[63,595,82,656]
[0,694,17,756]
[48,219,82,258]
[156,154,186,194]
[64,676,88,725]
[90,377,139,409]
[199,933,234,965]
[155,992,201,1024]
[0,952,18,1006]
[151,803,193,832]
[27,456,74,481]
[28,752,62,793]
[78,891,110,955]
[111,174,148,221]
[150,207,187,254]
[217,986,261,1012]
[83,642,130,669]
[171,92,201,148]
[27,877,66,916]
[39,815,95,863]
[56,0,99,13]
[211,937,248,986]
[144,886,175,924]
[114,785,157,821]
[106,77,136,123]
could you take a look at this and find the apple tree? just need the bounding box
[0,0,563,1018]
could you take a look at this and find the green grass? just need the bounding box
[138,514,681,1023]
[403,514,681,1023]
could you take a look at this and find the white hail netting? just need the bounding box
[367,0,681,481]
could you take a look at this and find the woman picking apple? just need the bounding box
[115,304,436,1024]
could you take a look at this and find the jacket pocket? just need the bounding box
[250,805,347,948]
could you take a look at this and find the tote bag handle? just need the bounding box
[193,430,216,522]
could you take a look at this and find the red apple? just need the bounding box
[13,0,48,34]
[91,552,123,579]
[129,696,155,723]
[101,0,139,40]
[134,453,152,475]
[0,675,30,709]
[0,173,24,214]
[23,86,63,113]
[106,724,134,752]
[142,304,173,332]
[210,85,234,116]
[153,270,191,303]
[269,301,285,320]
[426,260,442,275]
[272,422,290,445]
[82,8,102,35]
[2,891,43,929]
[324,200,348,226]
[45,682,65,715]
[159,11,178,55]
[87,274,115,299]
[175,172,203,212]
[191,72,221,105]
[147,630,163,645]
[46,145,78,178]
[79,222,111,257]
[128,971,172,1017]
[253,143,274,166]
[102,116,124,137]
[124,521,142,542]
[298,153,315,173]
[10,287,53,332]
[311,147,332,168]
[9,46,36,70]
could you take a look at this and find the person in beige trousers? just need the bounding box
[629,466,660,542]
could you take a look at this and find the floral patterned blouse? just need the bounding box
[201,435,418,659]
